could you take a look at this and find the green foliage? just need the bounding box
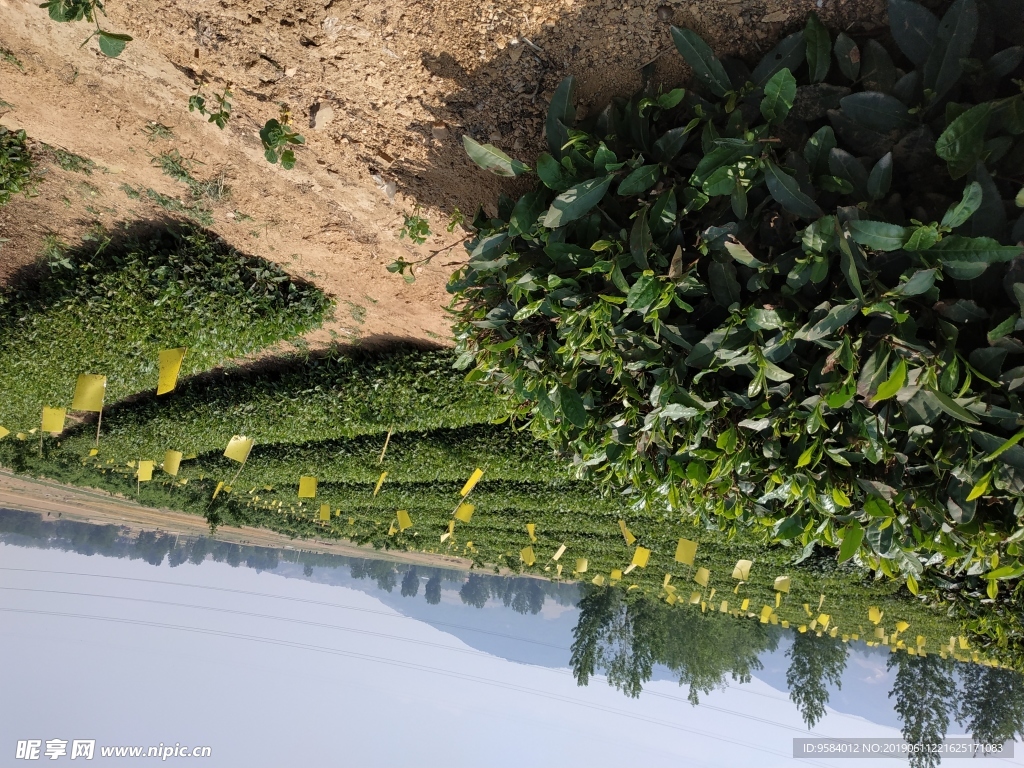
[0,47,25,71]
[399,207,431,245]
[152,150,229,202]
[119,184,214,226]
[260,118,304,170]
[38,0,132,57]
[49,146,96,175]
[142,122,174,142]
[0,126,33,207]
[188,84,232,130]
[448,0,1024,608]
[0,223,330,430]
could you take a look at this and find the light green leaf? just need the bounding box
[927,386,981,424]
[872,358,907,402]
[618,165,661,196]
[940,181,984,229]
[848,220,911,251]
[724,237,764,268]
[670,26,732,97]
[935,103,991,179]
[838,521,864,563]
[966,470,992,501]
[542,175,613,228]
[760,68,797,123]
[462,135,530,177]
[932,236,1022,280]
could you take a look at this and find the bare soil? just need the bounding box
[0,0,884,349]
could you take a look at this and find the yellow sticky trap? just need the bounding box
[618,519,637,546]
[817,614,831,631]
[72,373,107,413]
[556,564,562,578]
[460,468,484,496]
[689,591,701,604]
[719,600,729,613]
[663,573,673,587]
[41,406,66,434]
[298,476,317,498]
[592,574,606,587]
[224,435,254,463]
[527,523,537,542]
[388,521,397,536]
[373,471,387,496]
[623,563,637,575]
[440,532,451,543]
[959,636,969,650]
[776,592,781,608]
[829,627,838,638]
[552,544,566,561]
[916,635,925,648]
[842,634,850,642]
[733,582,743,595]
[157,347,187,395]
[895,620,910,634]
[774,575,791,593]
[818,594,825,610]
[88,447,98,456]
[694,567,710,587]
[137,460,154,481]
[163,450,182,476]
[319,504,331,522]
[732,559,752,580]
[212,481,224,499]
[851,633,859,641]
[803,603,812,617]
[798,625,807,633]
[708,588,716,600]
[454,503,475,523]
[397,509,412,531]
[666,593,677,605]
[810,619,818,631]
[869,607,882,624]
[674,538,697,565]
[610,568,623,581]
[0,426,8,440]
[874,627,886,639]
[781,620,790,628]
[348,517,355,525]
[575,558,588,574]
[520,546,536,566]
[16,433,26,440]
[631,546,651,568]
[770,613,779,625]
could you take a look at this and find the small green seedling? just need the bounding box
[260,116,305,170]
[189,83,232,129]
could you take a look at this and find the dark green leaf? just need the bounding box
[543,176,613,228]
[98,33,127,58]
[922,0,979,99]
[653,126,691,162]
[670,26,732,97]
[840,92,914,132]
[867,152,893,201]
[838,521,864,563]
[986,46,1024,79]
[626,273,661,311]
[537,153,569,191]
[709,262,741,308]
[928,386,981,424]
[804,12,831,83]
[691,142,756,186]
[861,39,896,93]
[752,32,806,87]
[932,235,1022,279]
[764,161,823,219]
[828,148,870,200]
[724,237,764,268]
[617,164,661,196]
[546,77,577,160]
[803,126,837,176]
[557,384,588,428]
[888,0,939,66]
[968,163,1007,241]
[888,268,937,296]
[848,220,911,251]
[838,228,865,299]
[834,32,861,81]
[650,189,677,234]
[935,103,991,180]
[462,135,530,178]
[799,301,861,341]
[629,211,653,270]
[760,68,797,123]
[940,181,983,228]
[507,190,548,237]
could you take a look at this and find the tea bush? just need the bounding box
[448,0,1024,597]
[0,126,33,207]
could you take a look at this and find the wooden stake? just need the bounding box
[228,461,246,488]
[378,427,393,464]
[95,407,103,448]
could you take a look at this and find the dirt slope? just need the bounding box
[0,0,882,348]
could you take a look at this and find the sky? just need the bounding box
[1,533,1022,768]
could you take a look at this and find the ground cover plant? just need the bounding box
[0,125,33,207]
[0,223,330,429]
[448,0,1024,626]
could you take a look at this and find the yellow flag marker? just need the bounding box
[818,614,831,631]
[575,558,588,574]
[454,503,475,523]
[556,564,562,578]
[818,594,825,610]
[373,471,387,496]
[663,573,673,587]
[298,476,317,498]
[157,347,187,395]
[460,468,484,496]
[0,426,8,440]
[16,432,26,440]
[212,481,224,499]
[958,636,969,650]
[137,461,154,481]
[224,436,254,463]
[810,619,818,631]
[610,569,622,582]
[694,567,710,587]
[874,627,886,639]
[88,447,98,456]
[798,625,807,633]
[527,523,537,543]
[760,605,773,623]
[829,627,838,638]
[719,600,729,613]
[674,538,697,565]
[623,563,637,575]
[319,504,331,522]
[689,591,701,604]
[552,544,566,561]
[732,559,752,580]
[741,598,750,611]
[616,519,637,546]
[71,374,106,412]
[397,509,412,531]
[776,592,782,608]
[895,620,910,634]
[521,546,536,566]
[869,607,882,624]
[41,406,66,434]
[631,546,651,568]
[774,576,791,593]
[666,593,678,605]
[592,574,606,586]
[163,450,182,476]
[916,635,925,648]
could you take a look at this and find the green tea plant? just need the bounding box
[188,83,232,130]
[260,115,304,170]
[448,0,1024,603]
[38,0,132,57]
[0,126,33,207]
[399,207,431,244]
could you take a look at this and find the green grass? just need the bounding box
[49,147,96,175]
[0,47,24,71]
[142,123,174,142]
[120,184,214,226]
[0,223,330,431]
[152,149,229,202]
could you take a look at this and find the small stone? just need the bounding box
[431,122,449,140]
[656,5,672,20]
[489,130,502,142]
[312,105,335,129]
[285,67,297,77]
